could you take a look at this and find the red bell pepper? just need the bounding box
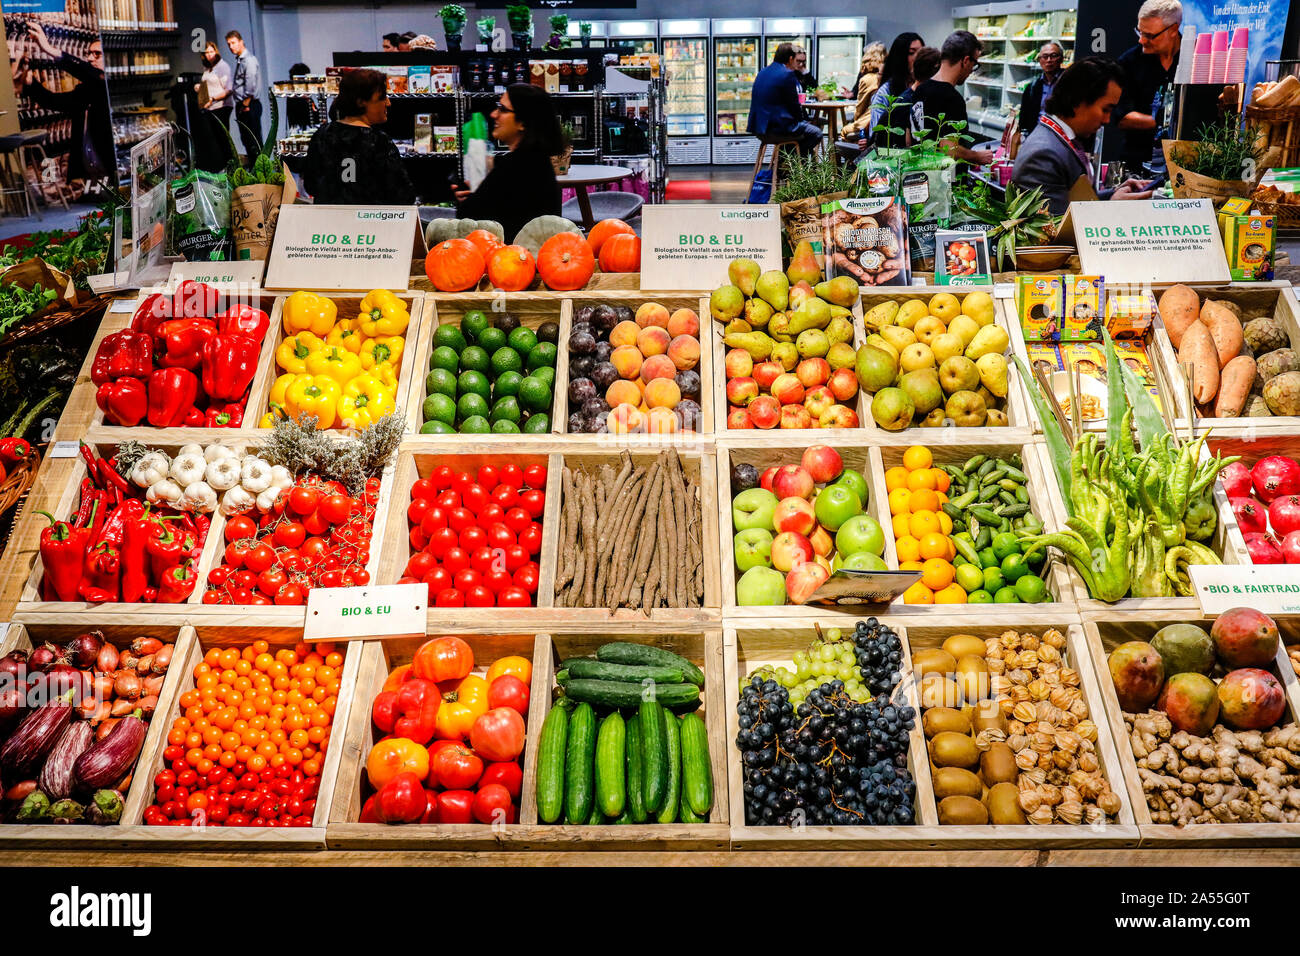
[359,795,381,823]
[201,334,260,403]
[373,772,427,824]
[120,506,154,604]
[205,403,244,428]
[156,319,217,371]
[91,330,153,386]
[216,304,269,342]
[0,437,31,466]
[146,521,194,580]
[95,377,148,427]
[36,511,90,602]
[80,542,121,603]
[131,292,172,337]
[371,678,440,745]
[171,280,219,319]
[157,561,197,604]
[147,367,200,428]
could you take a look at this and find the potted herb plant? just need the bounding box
[506,4,533,51]
[1164,115,1267,207]
[476,16,495,50]
[547,13,568,50]
[579,21,593,47]
[440,4,467,50]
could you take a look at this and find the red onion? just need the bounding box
[113,671,142,700]
[43,664,89,701]
[96,643,119,673]
[0,649,28,681]
[0,686,24,730]
[131,636,163,656]
[65,631,103,669]
[135,653,154,674]
[28,643,59,673]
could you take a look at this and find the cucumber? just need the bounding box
[625,711,647,822]
[595,642,705,687]
[565,659,684,684]
[640,701,668,813]
[564,702,597,825]
[679,712,713,816]
[536,702,568,824]
[613,807,633,824]
[655,707,682,824]
[594,712,626,818]
[679,784,704,824]
[586,800,602,825]
[561,679,700,709]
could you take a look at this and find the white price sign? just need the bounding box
[263,205,421,292]
[639,203,782,290]
[49,441,79,458]
[303,584,426,642]
[1189,565,1300,616]
[1057,198,1229,284]
[168,259,266,289]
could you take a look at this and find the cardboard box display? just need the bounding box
[1221,212,1276,281]
[1104,288,1157,339]
[1015,274,1064,341]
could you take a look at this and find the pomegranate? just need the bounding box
[1244,532,1284,564]
[1268,495,1300,537]
[1231,496,1268,535]
[1219,460,1254,498]
[1252,455,1300,504]
[1282,531,1300,564]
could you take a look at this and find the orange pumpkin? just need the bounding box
[537,233,595,291]
[598,233,640,273]
[425,239,485,292]
[487,244,537,291]
[586,218,635,257]
[464,228,504,262]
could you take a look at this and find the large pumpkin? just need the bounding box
[425,238,485,292]
[598,233,640,273]
[586,218,635,257]
[536,233,594,291]
[487,244,536,291]
[464,228,504,262]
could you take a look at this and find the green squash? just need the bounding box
[424,217,505,246]
[515,215,581,258]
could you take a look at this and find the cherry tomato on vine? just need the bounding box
[224,516,256,541]
[318,494,353,526]
[273,521,306,549]
[288,486,319,516]
[245,543,276,573]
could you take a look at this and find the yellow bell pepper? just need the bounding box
[373,362,399,391]
[358,289,410,337]
[270,372,309,407]
[337,374,397,429]
[258,410,277,428]
[359,335,404,373]
[275,331,324,375]
[284,291,338,337]
[326,318,364,355]
[285,375,342,429]
[305,346,363,385]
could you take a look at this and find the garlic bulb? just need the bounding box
[220,485,257,516]
[270,465,293,490]
[146,478,182,506]
[240,457,272,493]
[256,487,282,512]
[204,444,238,463]
[179,443,204,458]
[130,451,170,489]
[169,452,207,487]
[180,481,218,513]
[205,457,241,492]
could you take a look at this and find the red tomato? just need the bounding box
[518,523,543,555]
[480,762,523,799]
[223,539,253,568]
[288,486,319,516]
[447,507,476,533]
[512,564,539,594]
[498,586,531,607]
[407,498,432,525]
[224,516,257,541]
[478,503,505,525]
[422,566,452,594]
[318,494,353,525]
[427,739,461,760]
[490,484,519,509]
[430,465,454,490]
[437,790,475,824]
[435,490,460,511]
[502,544,529,572]
[453,568,482,592]
[472,784,516,824]
[420,506,448,535]
[250,594,272,606]
[412,636,474,682]
[519,489,546,520]
[273,521,306,549]
[207,566,230,588]
[470,546,497,575]
[405,552,436,579]
[488,675,530,715]
[476,465,499,490]
[459,526,487,552]
[275,583,305,606]
[232,569,258,590]
[484,523,514,550]
[202,590,224,604]
[409,527,429,551]
[484,568,513,594]
[434,588,464,607]
[257,566,287,596]
[499,464,524,489]
[317,569,344,588]
[465,585,494,608]
[421,790,440,823]
[347,568,371,586]
[443,547,470,573]
[301,536,330,560]
[451,471,472,495]
[462,483,488,513]
[426,527,458,560]
[429,745,484,790]
[523,464,547,489]
[302,509,330,536]
[411,477,438,501]
[245,543,276,573]
[280,551,306,574]
[503,507,531,534]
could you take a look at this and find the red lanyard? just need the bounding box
[1039,114,1092,178]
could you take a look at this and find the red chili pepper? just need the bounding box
[80,542,121,602]
[156,319,217,371]
[0,437,32,467]
[201,334,260,403]
[131,291,172,336]
[95,377,148,427]
[370,678,440,745]
[205,403,244,428]
[98,458,131,499]
[157,561,197,604]
[36,511,90,602]
[216,304,269,342]
[120,506,154,603]
[84,494,107,539]
[72,478,96,527]
[96,499,144,549]
[147,367,200,428]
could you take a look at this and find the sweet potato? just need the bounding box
[1178,320,1220,405]
[1199,300,1244,368]
[1158,284,1201,349]
[1215,355,1257,418]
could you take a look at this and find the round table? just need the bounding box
[804,99,857,157]
[556,164,633,230]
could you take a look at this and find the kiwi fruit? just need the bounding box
[980,742,1018,785]
[922,707,971,738]
[929,731,979,769]
[954,655,990,702]
[932,767,983,801]
[912,648,957,678]
[918,673,962,709]
[986,782,1028,824]
[970,698,1008,735]
[938,795,988,825]
[942,634,987,660]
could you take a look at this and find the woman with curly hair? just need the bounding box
[841,42,887,139]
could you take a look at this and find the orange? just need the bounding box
[895,535,921,563]
[920,557,955,591]
[899,560,925,572]
[936,490,948,505]
[908,510,940,538]
[903,445,932,471]
[888,487,912,516]
[909,488,940,513]
[932,468,951,493]
[884,466,909,492]
[907,469,937,492]
[934,583,968,604]
[947,538,957,561]
[902,581,934,604]
[919,532,951,560]
[892,513,911,539]
[938,511,954,535]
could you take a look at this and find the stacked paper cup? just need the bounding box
[1208,30,1229,83]
[1191,32,1212,83]
[1226,27,1248,84]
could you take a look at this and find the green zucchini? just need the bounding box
[565,659,684,684]
[595,642,705,687]
[680,712,713,816]
[640,700,668,813]
[625,712,647,822]
[655,706,682,824]
[594,712,626,818]
[564,702,597,824]
[613,807,633,824]
[561,679,700,709]
[536,702,569,824]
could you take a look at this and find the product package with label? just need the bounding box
[934,229,991,285]
[1015,274,1064,341]
[1062,275,1104,341]
[1105,287,1157,338]
[820,195,910,286]
[1221,211,1276,281]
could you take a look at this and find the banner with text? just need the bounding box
[263,205,420,291]
[1058,198,1229,284]
[640,204,782,290]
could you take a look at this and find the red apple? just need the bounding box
[760,466,779,491]
[801,445,844,484]
[727,406,753,429]
[828,367,859,402]
[724,348,753,379]
[752,361,783,391]
[771,530,815,572]
[770,372,805,406]
[785,561,830,604]
[748,395,781,429]
[772,496,817,535]
[726,376,759,407]
[796,357,831,388]
[814,554,832,574]
[780,403,813,429]
[819,404,860,428]
[804,386,835,420]
[772,464,815,500]
[809,525,833,557]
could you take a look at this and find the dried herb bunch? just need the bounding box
[255,412,403,494]
[1171,115,1265,182]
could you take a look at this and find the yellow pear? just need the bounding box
[899,342,936,372]
[965,324,1009,360]
[928,292,961,321]
[723,318,752,336]
[825,315,854,346]
[879,324,917,353]
[788,280,816,312]
[931,332,966,365]
[755,270,789,311]
[947,314,981,348]
[976,352,1009,397]
[728,258,761,296]
[786,240,823,285]
[772,341,799,370]
[865,334,899,364]
[896,299,929,330]
[913,315,948,347]
[865,300,900,329]
[744,296,774,329]
[961,290,996,327]
[814,275,860,307]
[827,341,856,370]
[767,313,793,342]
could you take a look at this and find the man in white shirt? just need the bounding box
[226,30,263,163]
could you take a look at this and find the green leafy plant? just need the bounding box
[1171,114,1265,182]
[224,88,285,188]
[549,13,568,33]
[771,149,856,204]
[506,4,533,32]
[954,180,1059,270]
[559,120,576,148]
[440,3,467,31]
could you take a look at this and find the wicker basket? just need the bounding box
[0,448,41,552]
[1246,102,1300,168]
[0,297,107,349]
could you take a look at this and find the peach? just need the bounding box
[796,357,831,388]
[634,376,647,396]
[667,334,701,371]
[726,376,759,406]
[641,354,677,382]
[753,361,783,391]
[728,406,753,429]
[607,403,646,434]
[667,308,700,338]
[781,404,813,429]
[725,348,753,379]
[827,367,858,402]
[749,395,781,429]
[645,378,681,409]
[611,345,643,379]
[636,302,672,328]
[804,386,834,420]
[770,372,805,406]
[610,320,640,348]
[636,326,671,357]
[605,379,641,408]
[647,406,678,434]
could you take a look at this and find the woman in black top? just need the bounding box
[304,68,415,205]
[454,84,562,242]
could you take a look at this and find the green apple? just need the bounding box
[734,528,774,572]
[835,550,888,572]
[732,488,778,532]
[835,514,885,557]
[831,468,869,509]
[736,566,787,605]
[812,483,861,532]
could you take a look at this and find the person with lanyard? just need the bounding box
[1116,0,1181,175]
[226,30,264,165]
[1019,41,1066,136]
[1012,57,1153,215]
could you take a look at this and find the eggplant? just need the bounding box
[49,798,83,823]
[0,691,75,778]
[16,790,49,821]
[38,722,93,799]
[73,710,146,790]
[87,789,123,825]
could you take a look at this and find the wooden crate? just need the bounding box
[559,295,716,440]
[125,622,363,848]
[511,628,730,850]
[1084,612,1300,847]
[0,621,192,848]
[326,632,544,849]
[403,293,567,441]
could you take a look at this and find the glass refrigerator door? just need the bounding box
[817,35,862,95]
[663,37,708,136]
[765,34,812,64]
[714,36,759,135]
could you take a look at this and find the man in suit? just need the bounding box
[747,42,822,155]
[1019,41,1065,137]
[1012,57,1152,215]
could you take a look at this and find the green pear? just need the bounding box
[771,341,799,370]
[728,258,761,297]
[827,341,856,370]
[710,284,745,321]
[789,297,832,334]
[723,331,774,362]
[744,296,774,329]
[723,318,752,336]
[855,345,897,392]
[755,270,790,311]
[825,315,854,346]
[796,329,830,358]
[814,275,861,308]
